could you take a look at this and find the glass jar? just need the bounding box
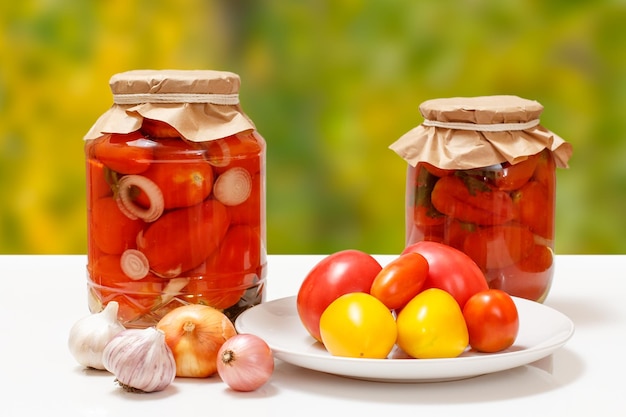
[84,70,266,327]
[390,96,573,303]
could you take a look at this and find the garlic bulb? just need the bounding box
[68,301,126,370]
[102,327,176,393]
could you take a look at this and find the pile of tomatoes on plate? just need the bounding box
[296,241,520,360]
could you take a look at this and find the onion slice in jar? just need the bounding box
[116,174,164,222]
[213,167,252,206]
[120,249,150,280]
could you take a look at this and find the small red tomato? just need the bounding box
[93,131,154,175]
[402,241,488,308]
[296,250,383,342]
[370,252,429,310]
[463,289,519,353]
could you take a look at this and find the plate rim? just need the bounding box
[235,295,575,382]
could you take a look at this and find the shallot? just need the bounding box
[216,333,274,392]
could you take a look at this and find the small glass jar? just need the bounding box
[390,96,573,303]
[84,70,266,327]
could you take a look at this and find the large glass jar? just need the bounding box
[84,70,266,327]
[390,96,573,303]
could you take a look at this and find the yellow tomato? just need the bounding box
[319,292,397,359]
[396,288,469,359]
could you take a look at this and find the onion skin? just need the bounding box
[157,304,237,378]
[217,334,274,392]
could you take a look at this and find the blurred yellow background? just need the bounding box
[1,1,625,255]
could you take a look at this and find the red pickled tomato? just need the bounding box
[90,197,144,255]
[93,131,154,175]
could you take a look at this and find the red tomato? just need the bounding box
[204,131,263,175]
[487,244,554,302]
[90,197,145,255]
[88,254,164,323]
[185,224,264,309]
[296,250,383,342]
[370,252,429,310]
[462,224,535,270]
[512,180,555,240]
[134,139,214,210]
[463,289,519,353]
[494,152,540,191]
[137,199,230,278]
[93,131,154,175]
[402,241,488,308]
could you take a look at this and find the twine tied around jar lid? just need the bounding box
[389,95,573,170]
[84,69,256,142]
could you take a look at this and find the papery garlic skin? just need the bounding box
[68,301,126,370]
[102,327,176,393]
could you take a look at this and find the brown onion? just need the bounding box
[156,304,237,377]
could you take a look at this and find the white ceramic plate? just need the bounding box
[235,295,575,382]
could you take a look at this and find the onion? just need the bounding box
[116,174,164,222]
[120,249,150,280]
[156,304,237,377]
[213,167,252,206]
[216,334,274,392]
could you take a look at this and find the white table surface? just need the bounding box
[2,254,624,416]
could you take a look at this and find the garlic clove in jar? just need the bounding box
[102,327,176,393]
[68,301,126,370]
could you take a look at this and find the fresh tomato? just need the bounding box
[93,131,154,175]
[463,289,519,353]
[296,250,383,342]
[319,292,397,359]
[402,241,488,308]
[396,288,468,359]
[370,252,429,310]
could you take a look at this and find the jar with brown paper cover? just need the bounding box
[84,70,266,327]
[390,95,573,303]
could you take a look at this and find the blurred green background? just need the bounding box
[1,0,625,255]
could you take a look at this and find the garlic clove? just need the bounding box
[102,327,176,393]
[68,301,126,370]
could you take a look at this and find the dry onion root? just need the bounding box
[116,174,164,222]
[213,167,252,206]
[120,249,150,280]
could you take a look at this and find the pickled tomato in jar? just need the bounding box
[405,150,556,302]
[84,70,266,327]
[390,96,573,303]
